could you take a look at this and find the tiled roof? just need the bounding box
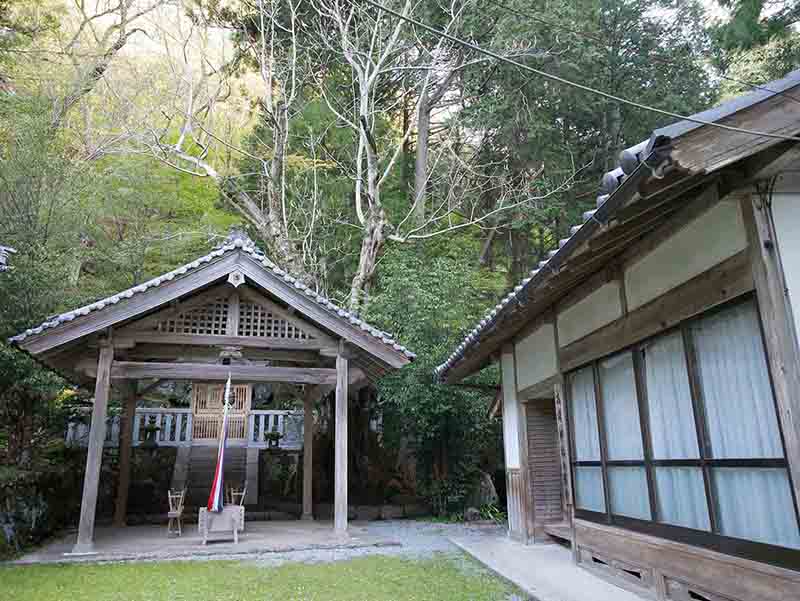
[434,68,800,382]
[8,233,415,360]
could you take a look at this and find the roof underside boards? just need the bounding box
[435,70,800,384]
[9,235,414,379]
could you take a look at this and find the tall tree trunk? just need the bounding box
[509,226,531,286]
[401,89,412,199]
[349,206,386,313]
[349,113,387,313]
[413,88,432,224]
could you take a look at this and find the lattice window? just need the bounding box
[231,384,250,411]
[238,302,311,339]
[158,298,228,335]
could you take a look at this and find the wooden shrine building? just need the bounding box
[9,231,414,554]
[436,71,800,600]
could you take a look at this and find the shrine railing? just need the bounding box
[248,410,304,450]
[65,408,303,449]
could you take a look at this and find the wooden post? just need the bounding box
[500,344,531,543]
[334,343,349,535]
[226,291,240,336]
[72,343,114,554]
[741,193,800,509]
[112,381,138,527]
[302,385,316,520]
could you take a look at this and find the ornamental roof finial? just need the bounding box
[218,227,256,251]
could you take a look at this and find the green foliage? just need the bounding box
[365,238,505,515]
[713,1,800,54]
[479,503,507,524]
[456,0,715,281]
[719,33,800,98]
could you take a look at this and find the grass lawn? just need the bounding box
[0,555,516,601]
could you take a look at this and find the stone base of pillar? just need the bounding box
[300,513,314,521]
[66,542,97,556]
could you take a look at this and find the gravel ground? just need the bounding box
[242,520,527,600]
[243,520,507,568]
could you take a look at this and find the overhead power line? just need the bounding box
[363,0,800,143]
[491,0,800,106]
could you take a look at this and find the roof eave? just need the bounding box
[434,145,672,384]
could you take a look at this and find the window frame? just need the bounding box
[566,294,800,571]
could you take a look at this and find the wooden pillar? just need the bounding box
[72,343,114,554]
[500,344,531,543]
[302,385,316,520]
[334,344,349,535]
[741,193,800,509]
[113,381,138,527]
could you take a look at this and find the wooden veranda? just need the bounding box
[8,231,414,555]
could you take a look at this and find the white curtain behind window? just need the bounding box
[599,353,643,460]
[644,332,700,459]
[690,301,782,458]
[570,366,600,461]
[713,468,800,549]
[654,467,710,531]
[608,466,651,520]
[576,466,605,513]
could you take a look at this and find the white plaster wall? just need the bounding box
[515,322,557,392]
[625,196,747,311]
[557,282,622,347]
[501,350,521,468]
[771,174,800,343]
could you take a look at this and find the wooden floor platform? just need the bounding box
[543,522,572,542]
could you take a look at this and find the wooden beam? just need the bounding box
[20,253,241,355]
[72,342,114,554]
[302,386,321,521]
[671,89,800,175]
[113,381,138,527]
[115,332,328,350]
[107,361,338,385]
[740,191,800,513]
[123,345,325,365]
[334,343,349,534]
[518,374,559,401]
[559,250,753,372]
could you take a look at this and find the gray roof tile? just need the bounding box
[9,233,415,360]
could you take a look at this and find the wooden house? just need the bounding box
[436,71,800,600]
[9,230,414,554]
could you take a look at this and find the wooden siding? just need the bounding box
[575,520,800,601]
[526,400,564,538]
[506,468,529,542]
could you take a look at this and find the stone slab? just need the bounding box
[450,534,645,601]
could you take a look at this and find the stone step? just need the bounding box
[182,447,248,506]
